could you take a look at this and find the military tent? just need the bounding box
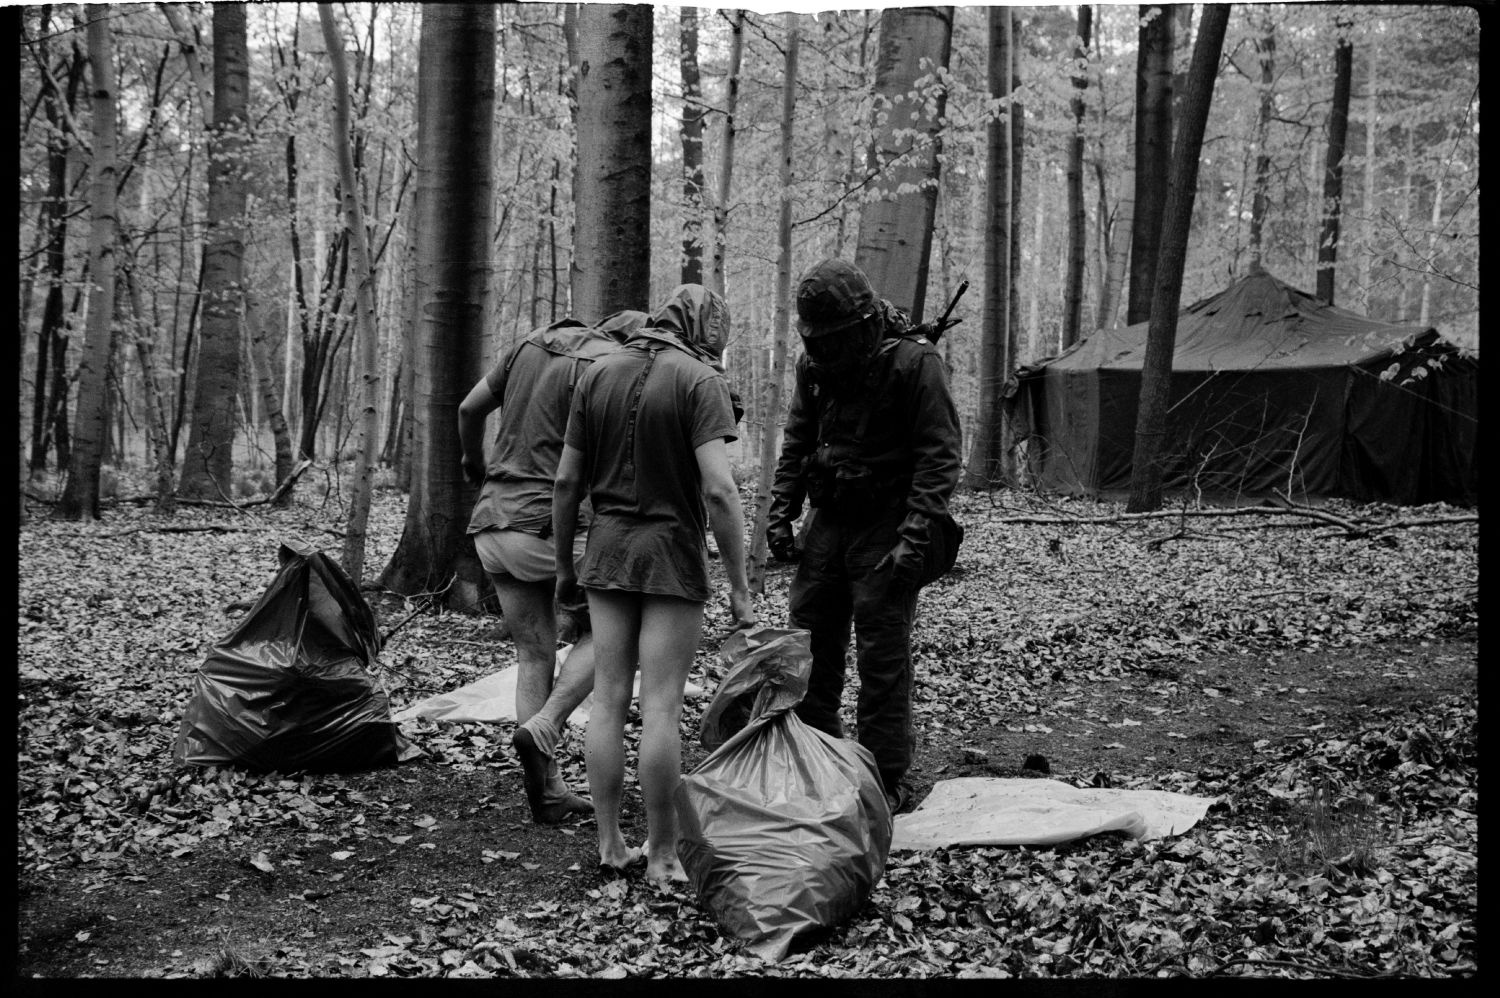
[1008,269,1477,505]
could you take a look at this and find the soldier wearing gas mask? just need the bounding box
[765,258,962,814]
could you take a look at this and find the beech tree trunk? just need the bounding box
[1062,4,1092,349]
[1316,26,1354,304]
[854,5,955,322]
[1127,3,1175,325]
[1125,4,1230,513]
[964,5,1017,489]
[380,3,495,611]
[179,3,249,499]
[571,4,653,319]
[319,3,382,584]
[748,12,798,594]
[58,3,118,521]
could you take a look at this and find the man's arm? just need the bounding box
[904,350,963,520]
[696,437,756,630]
[765,358,817,532]
[457,379,500,487]
[551,443,587,606]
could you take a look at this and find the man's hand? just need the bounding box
[461,454,485,488]
[767,521,800,563]
[554,570,581,613]
[875,511,931,588]
[728,588,756,632]
[875,539,924,587]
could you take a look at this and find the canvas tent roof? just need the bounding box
[1009,269,1477,506]
[1039,268,1447,373]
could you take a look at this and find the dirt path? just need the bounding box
[16,634,1475,978]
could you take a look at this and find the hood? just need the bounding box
[631,284,730,366]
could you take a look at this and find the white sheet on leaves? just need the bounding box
[392,645,704,727]
[891,777,1217,850]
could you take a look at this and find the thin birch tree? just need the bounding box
[708,9,744,302]
[319,3,381,583]
[747,12,798,593]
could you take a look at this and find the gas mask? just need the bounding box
[803,315,882,388]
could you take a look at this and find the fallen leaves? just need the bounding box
[15,489,1477,978]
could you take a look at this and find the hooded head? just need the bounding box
[642,284,731,366]
[595,309,650,342]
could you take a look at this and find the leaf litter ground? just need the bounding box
[16,485,1476,978]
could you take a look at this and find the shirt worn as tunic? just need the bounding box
[564,342,737,601]
[467,321,609,537]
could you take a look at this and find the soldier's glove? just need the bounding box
[767,521,801,564]
[876,511,932,587]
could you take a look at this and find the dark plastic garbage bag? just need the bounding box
[675,626,892,962]
[173,540,422,773]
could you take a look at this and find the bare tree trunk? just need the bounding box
[122,265,177,512]
[679,7,705,286]
[244,290,295,503]
[1127,3,1175,324]
[30,28,85,475]
[964,5,1016,489]
[748,12,798,594]
[1316,24,1353,304]
[1126,4,1230,513]
[179,3,249,499]
[1420,172,1442,328]
[1095,35,1134,337]
[320,3,382,584]
[380,3,495,611]
[58,4,119,521]
[854,5,955,322]
[1396,127,1412,319]
[836,12,875,259]
[1248,16,1275,271]
[1359,41,1379,311]
[1062,4,1092,349]
[709,9,744,302]
[571,4,653,319]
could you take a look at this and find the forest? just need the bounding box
[16,3,1480,564]
[15,1,1479,980]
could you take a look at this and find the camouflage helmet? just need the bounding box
[796,259,877,338]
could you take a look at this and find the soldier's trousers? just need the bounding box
[789,506,919,793]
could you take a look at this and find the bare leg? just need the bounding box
[489,573,592,821]
[585,588,643,869]
[529,634,595,733]
[487,574,557,725]
[636,595,703,883]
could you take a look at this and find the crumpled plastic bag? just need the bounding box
[173,540,422,773]
[675,626,892,962]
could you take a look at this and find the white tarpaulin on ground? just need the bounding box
[392,645,704,727]
[891,777,1217,851]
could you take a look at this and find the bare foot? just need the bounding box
[598,843,645,874]
[645,857,689,885]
